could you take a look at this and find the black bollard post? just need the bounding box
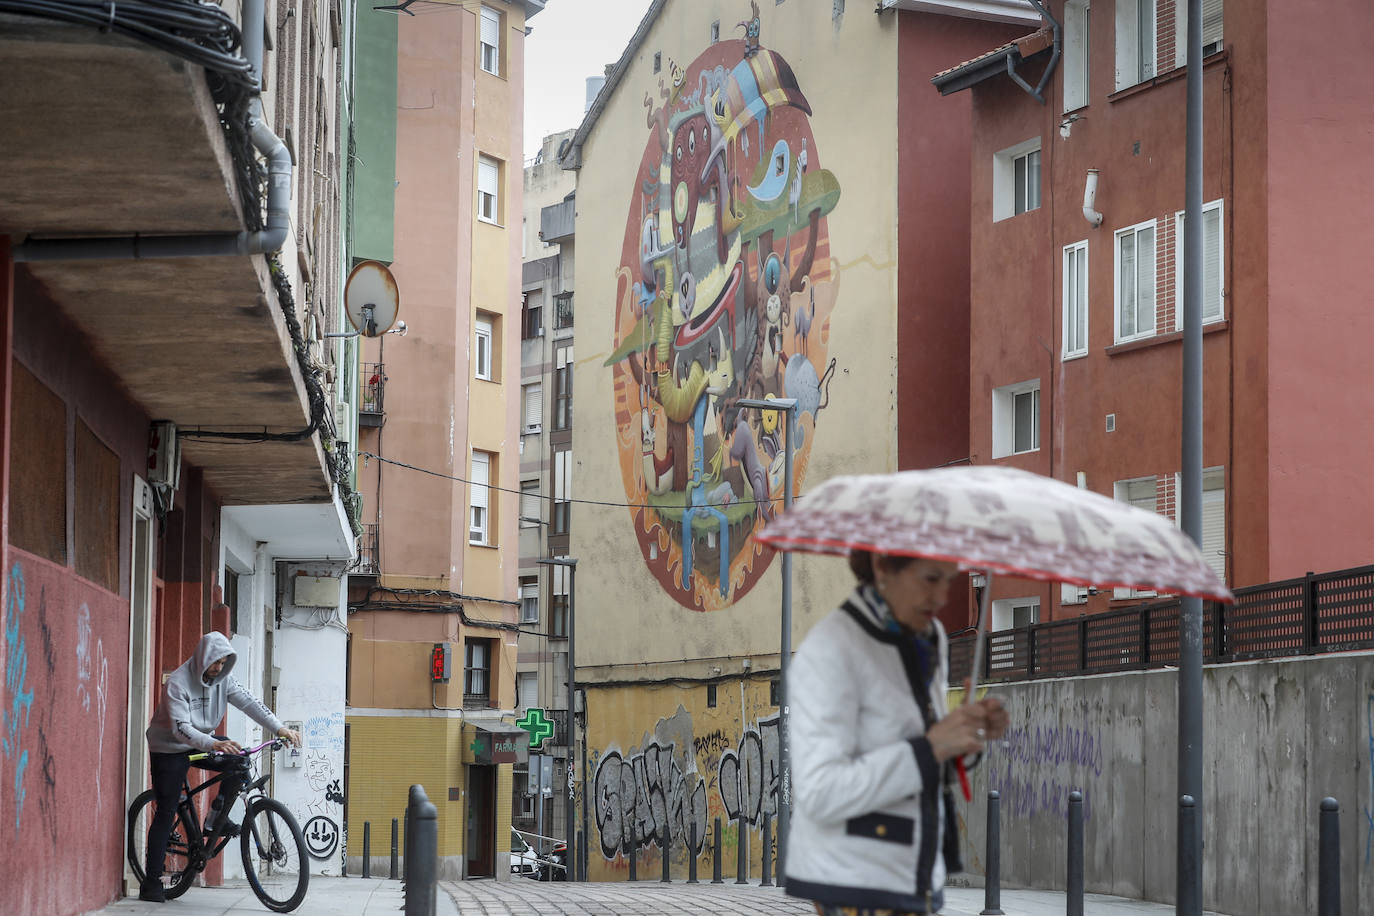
[688,821,699,884]
[405,785,438,916]
[711,817,724,884]
[1319,798,1341,916]
[761,816,773,887]
[628,829,638,882]
[660,828,672,883]
[981,791,1005,915]
[1177,796,1198,916]
[735,814,749,884]
[1067,791,1084,916]
[391,818,399,880]
[403,800,413,888]
[362,821,372,878]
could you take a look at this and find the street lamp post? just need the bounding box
[537,555,579,881]
[735,397,797,881]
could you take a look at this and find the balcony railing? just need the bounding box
[360,362,385,426]
[354,524,379,576]
[949,562,1374,686]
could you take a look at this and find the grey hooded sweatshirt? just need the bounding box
[146,631,283,754]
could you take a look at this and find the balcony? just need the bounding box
[353,524,379,576]
[539,196,575,245]
[0,13,334,504]
[554,292,574,331]
[360,362,386,427]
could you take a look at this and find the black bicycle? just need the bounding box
[127,738,309,912]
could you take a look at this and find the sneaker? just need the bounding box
[138,880,166,903]
[219,818,240,839]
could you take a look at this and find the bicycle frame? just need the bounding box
[178,740,281,869]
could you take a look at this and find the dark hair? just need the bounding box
[848,549,917,584]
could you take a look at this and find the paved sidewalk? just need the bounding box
[89,876,1232,915]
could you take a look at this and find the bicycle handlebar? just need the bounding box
[188,738,285,763]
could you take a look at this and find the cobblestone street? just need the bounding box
[441,880,814,915]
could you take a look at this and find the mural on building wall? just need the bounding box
[281,693,346,867]
[606,5,841,610]
[590,700,780,864]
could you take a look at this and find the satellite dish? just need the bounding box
[344,261,400,337]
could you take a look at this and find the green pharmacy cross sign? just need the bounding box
[516,708,554,749]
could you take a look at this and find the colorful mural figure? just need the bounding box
[607,6,840,610]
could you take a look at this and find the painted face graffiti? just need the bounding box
[607,4,841,611]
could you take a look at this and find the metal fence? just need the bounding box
[361,361,385,415]
[354,524,379,576]
[949,563,1374,685]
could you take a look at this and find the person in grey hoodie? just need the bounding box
[140,631,300,903]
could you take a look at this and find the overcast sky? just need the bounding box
[524,0,652,159]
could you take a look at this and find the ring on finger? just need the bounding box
[975,728,986,739]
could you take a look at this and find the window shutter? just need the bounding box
[524,383,542,430]
[1115,0,1140,89]
[1203,205,1222,320]
[1202,469,1226,583]
[1201,0,1224,48]
[470,452,490,510]
[1063,0,1089,112]
[480,6,500,48]
[520,482,540,523]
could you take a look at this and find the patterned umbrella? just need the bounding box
[756,465,1231,602]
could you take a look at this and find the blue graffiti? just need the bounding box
[1365,693,1373,867]
[2,564,32,828]
[985,718,1103,822]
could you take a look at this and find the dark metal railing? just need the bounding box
[354,524,379,576]
[949,563,1374,685]
[361,362,385,415]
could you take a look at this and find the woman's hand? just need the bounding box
[925,703,989,762]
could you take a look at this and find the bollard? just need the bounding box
[391,818,399,880]
[761,816,773,887]
[628,829,638,882]
[711,817,724,884]
[1067,791,1084,916]
[403,801,413,887]
[1319,798,1341,916]
[661,828,672,883]
[735,813,749,884]
[362,821,372,878]
[577,829,585,883]
[980,791,1004,915]
[688,821,699,884]
[1177,796,1199,916]
[405,785,438,916]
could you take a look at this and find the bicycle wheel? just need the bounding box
[126,789,199,900]
[240,797,309,912]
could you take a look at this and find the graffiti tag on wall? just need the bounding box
[75,603,108,814]
[718,716,779,824]
[985,718,1105,821]
[594,742,708,859]
[2,564,33,828]
[606,1,841,611]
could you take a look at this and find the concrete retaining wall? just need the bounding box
[954,653,1373,916]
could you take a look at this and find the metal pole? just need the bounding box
[711,817,723,884]
[661,827,671,883]
[391,818,399,880]
[568,561,578,882]
[629,828,638,881]
[981,791,1004,915]
[1319,798,1341,916]
[688,821,699,883]
[735,813,749,884]
[363,821,371,879]
[1067,791,1084,916]
[761,816,773,886]
[1178,0,1206,912]
[779,401,795,881]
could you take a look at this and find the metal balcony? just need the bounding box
[360,362,385,427]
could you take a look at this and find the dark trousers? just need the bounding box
[145,750,249,882]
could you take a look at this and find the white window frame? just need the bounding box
[519,479,540,528]
[1063,0,1090,112]
[522,382,543,433]
[517,671,538,710]
[1063,240,1089,359]
[479,5,501,76]
[991,596,1041,632]
[992,138,1042,222]
[1113,476,1159,597]
[991,379,1041,459]
[1116,0,1157,90]
[474,315,493,381]
[1174,467,1226,584]
[1175,0,1224,68]
[1114,218,1157,344]
[519,578,539,624]
[1174,199,1225,328]
[469,451,491,545]
[477,155,500,224]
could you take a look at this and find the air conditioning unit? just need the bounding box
[147,421,181,492]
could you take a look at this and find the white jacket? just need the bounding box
[785,584,966,913]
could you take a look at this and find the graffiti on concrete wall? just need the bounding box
[2,563,33,829]
[718,716,779,825]
[985,716,1104,822]
[0,563,59,847]
[75,603,108,814]
[606,0,841,612]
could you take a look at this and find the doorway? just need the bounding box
[465,765,495,877]
[122,477,156,893]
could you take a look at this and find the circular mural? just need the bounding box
[606,20,840,611]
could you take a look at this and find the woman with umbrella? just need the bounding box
[780,548,1006,915]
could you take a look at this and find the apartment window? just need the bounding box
[553,344,573,431]
[520,480,541,527]
[518,672,538,710]
[474,314,493,380]
[464,638,492,704]
[706,684,718,708]
[991,380,1041,459]
[522,297,543,339]
[1114,477,1159,597]
[991,597,1040,631]
[11,362,67,564]
[1200,466,1226,584]
[1115,219,1157,343]
[1174,200,1224,326]
[554,291,574,330]
[1116,0,1156,90]
[993,139,1041,221]
[552,448,571,536]
[1063,0,1089,111]
[523,383,543,433]
[1063,240,1089,358]
[551,593,569,638]
[478,155,501,223]
[469,450,492,545]
[479,5,501,76]
[519,576,539,623]
[1175,0,1224,66]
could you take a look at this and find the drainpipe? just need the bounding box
[1082,169,1104,227]
[12,0,290,263]
[1005,0,1062,105]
